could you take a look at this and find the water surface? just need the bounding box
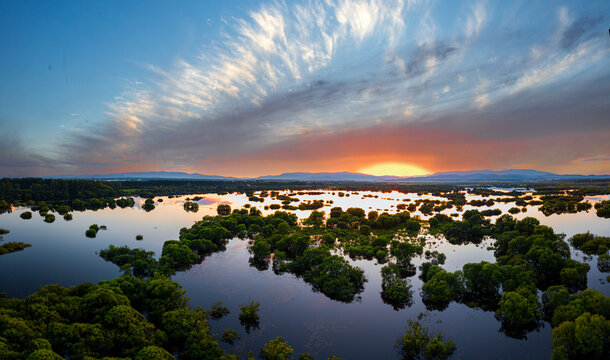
[1,190,608,359]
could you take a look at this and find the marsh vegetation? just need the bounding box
[0,179,608,359]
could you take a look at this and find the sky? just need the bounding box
[0,0,609,177]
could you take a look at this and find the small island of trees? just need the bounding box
[0,241,31,255]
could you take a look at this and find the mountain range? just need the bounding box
[44,169,610,183]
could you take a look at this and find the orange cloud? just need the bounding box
[191,123,610,177]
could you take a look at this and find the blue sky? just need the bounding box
[1,0,609,176]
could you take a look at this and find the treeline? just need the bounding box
[0,178,466,203]
[0,178,120,203]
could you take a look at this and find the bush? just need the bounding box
[239,301,260,332]
[135,346,175,360]
[381,263,413,310]
[0,242,32,255]
[598,253,610,273]
[20,211,32,219]
[209,301,230,320]
[259,336,294,360]
[495,287,540,329]
[397,319,456,360]
[220,329,240,345]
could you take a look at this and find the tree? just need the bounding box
[560,261,590,292]
[595,200,610,218]
[160,308,202,351]
[250,240,271,262]
[462,262,503,300]
[368,211,379,221]
[135,346,176,360]
[346,207,365,218]
[598,254,610,273]
[397,319,456,360]
[142,198,156,212]
[209,301,230,320]
[391,241,423,267]
[259,337,294,360]
[551,312,610,359]
[303,255,366,303]
[304,210,325,228]
[159,243,198,271]
[542,285,570,321]
[220,329,240,345]
[183,201,199,212]
[0,241,32,255]
[495,287,540,331]
[421,267,464,310]
[103,305,155,357]
[381,263,413,310]
[360,224,371,236]
[80,286,131,323]
[26,349,63,360]
[217,204,231,216]
[239,301,260,333]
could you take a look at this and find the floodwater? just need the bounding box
[0,190,608,359]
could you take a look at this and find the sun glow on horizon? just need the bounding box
[358,162,432,177]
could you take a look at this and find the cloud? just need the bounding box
[560,15,603,50]
[510,39,598,95]
[4,0,609,176]
[582,158,610,162]
[398,42,458,77]
[464,1,486,40]
[0,131,56,176]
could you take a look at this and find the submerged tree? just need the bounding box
[397,318,456,360]
[239,301,260,333]
[381,263,413,310]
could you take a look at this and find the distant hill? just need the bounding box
[44,169,610,182]
[395,169,610,182]
[45,171,234,180]
[256,172,400,182]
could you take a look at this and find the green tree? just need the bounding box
[220,329,240,345]
[135,345,175,360]
[551,312,610,360]
[209,301,230,320]
[304,210,325,228]
[397,319,455,360]
[381,263,413,310]
[239,301,260,333]
[103,305,155,357]
[495,287,540,331]
[25,349,63,360]
[259,336,294,360]
[217,204,231,216]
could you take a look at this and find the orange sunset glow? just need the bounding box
[358,162,431,177]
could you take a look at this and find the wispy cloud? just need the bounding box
[2,0,609,176]
[464,1,486,40]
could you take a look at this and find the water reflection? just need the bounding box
[0,190,608,359]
